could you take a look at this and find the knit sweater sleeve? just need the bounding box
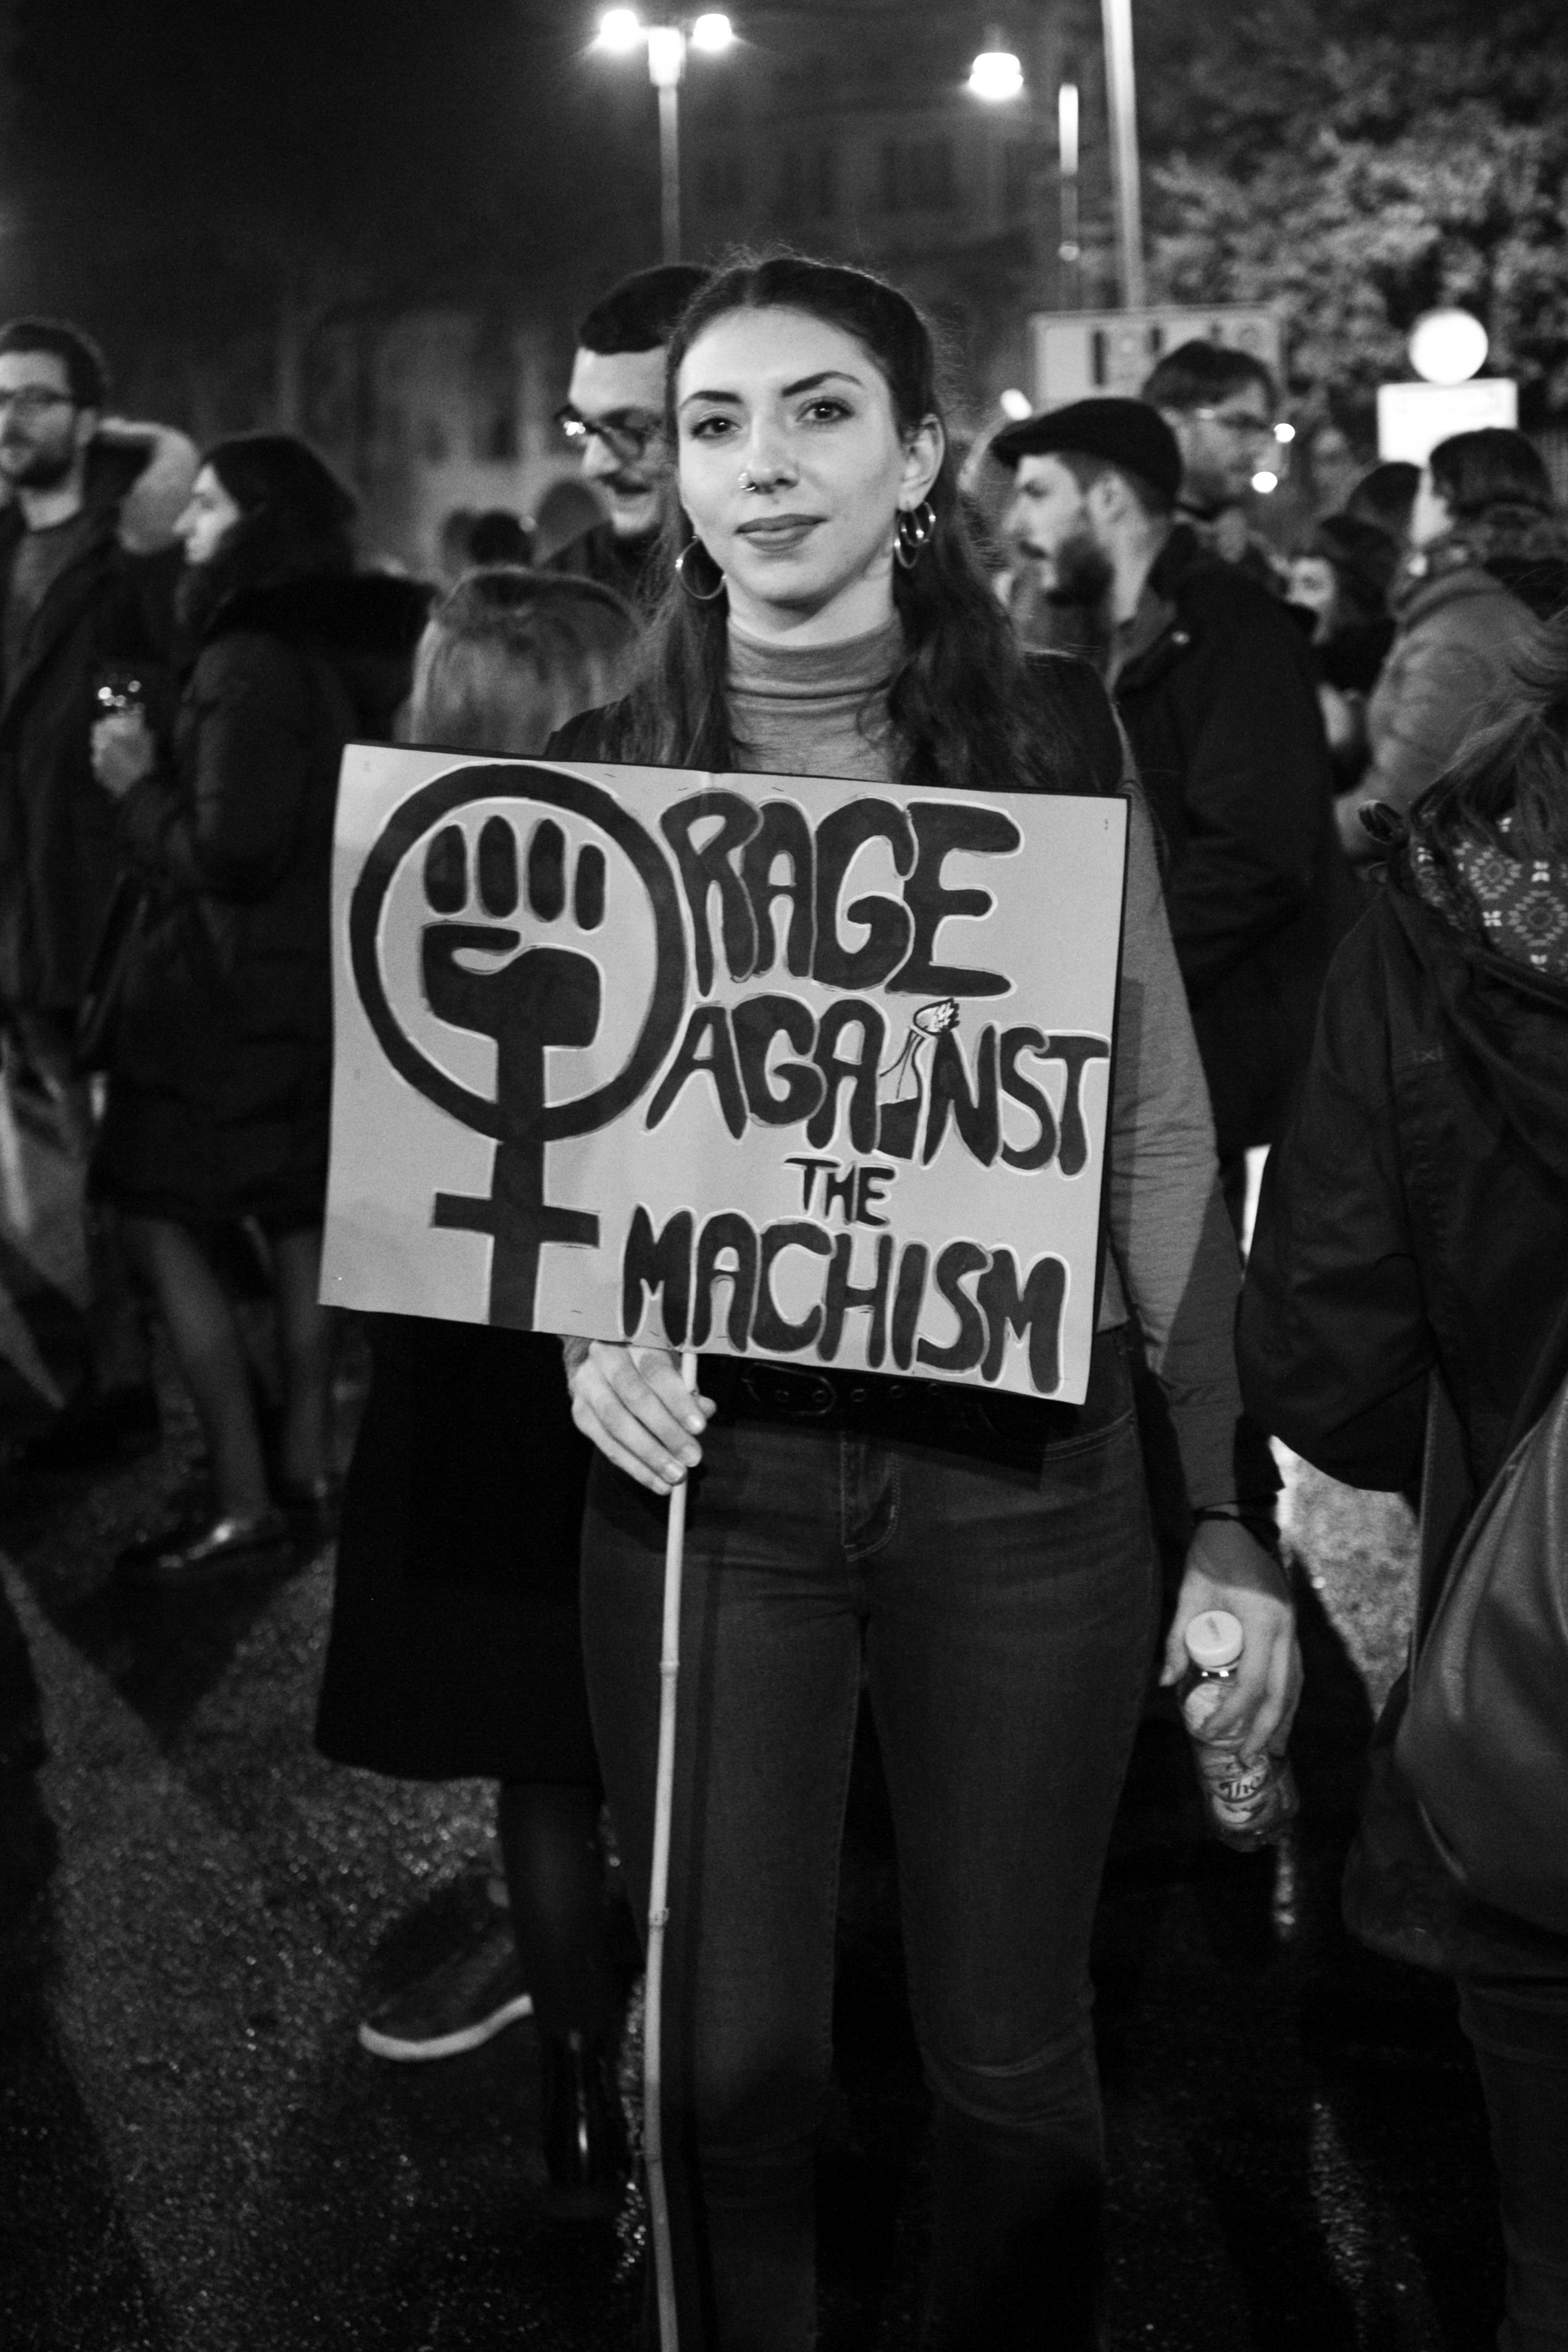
[1105,777,1250,1507]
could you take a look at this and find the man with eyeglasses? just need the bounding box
[0,316,195,1469]
[1142,340,1284,589]
[545,264,710,604]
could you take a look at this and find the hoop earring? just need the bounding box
[894,499,936,571]
[675,541,727,603]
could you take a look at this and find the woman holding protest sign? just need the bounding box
[553,254,1299,2349]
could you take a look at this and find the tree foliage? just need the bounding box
[1136,0,1568,432]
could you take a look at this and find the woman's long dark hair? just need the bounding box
[610,251,1069,792]
[178,432,357,639]
[1417,620,1568,867]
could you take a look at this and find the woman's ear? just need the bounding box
[899,414,945,511]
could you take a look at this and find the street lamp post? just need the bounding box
[594,9,736,265]
[969,6,1147,312]
[1057,80,1081,308]
[1098,0,1145,310]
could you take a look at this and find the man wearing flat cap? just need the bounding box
[994,396,1359,1223]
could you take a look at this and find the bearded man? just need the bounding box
[995,397,1357,1215]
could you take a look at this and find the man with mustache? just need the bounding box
[993,397,1356,1223]
[546,264,710,604]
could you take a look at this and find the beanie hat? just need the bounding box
[990,397,1183,507]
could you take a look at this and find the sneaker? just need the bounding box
[358,1926,533,2062]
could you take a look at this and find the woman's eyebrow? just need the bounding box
[780,369,863,397]
[678,368,864,411]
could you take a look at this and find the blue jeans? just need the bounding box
[581,1329,1157,2350]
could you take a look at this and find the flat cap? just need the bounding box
[990,396,1182,505]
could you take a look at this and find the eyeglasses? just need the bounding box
[553,404,662,463]
[1192,407,1276,444]
[0,388,74,420]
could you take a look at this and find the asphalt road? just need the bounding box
[0,1365,1503,2352]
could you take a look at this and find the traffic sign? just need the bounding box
[1029,305,1283,409]
[1376,379,1519,464]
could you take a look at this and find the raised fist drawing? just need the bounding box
[420,812,608,1325]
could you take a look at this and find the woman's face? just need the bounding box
[1288,554,1338,633]
[1408,466,1453,550]
[175,465,244,567]
[675,305,943,643]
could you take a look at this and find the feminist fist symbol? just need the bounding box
[421,812,607,1325]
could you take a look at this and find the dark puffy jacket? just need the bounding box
[0,489,176,1017]
[1238,858,1568,1496]
[106,571,429,1175]
[1113,526,1360,1159]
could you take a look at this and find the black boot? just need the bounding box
[539,2027,625,2222]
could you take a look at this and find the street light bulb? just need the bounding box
[646,22,685,83]
[596,7,644,53]
[1274,422,1296,444]
[1251,470,1279,495]
[691,12,735,52]
[1408,308,1489,387]
[969,49,1024,101]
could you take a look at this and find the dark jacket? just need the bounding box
[1111,526,1359,1160]
[97,570,428,1218]
[549,643,1124,795]
[0,489,175,1018]
[1238,859,1568,1498]
[543,516,659,606]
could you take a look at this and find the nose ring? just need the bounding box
[739,471,761,492]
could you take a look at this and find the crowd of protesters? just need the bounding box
[0,259,1564,2352]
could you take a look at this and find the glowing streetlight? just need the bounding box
[966,35,1081,306]
[1409,308,1489,387]
[969,46,1024,102]
[596,7,644,53]
[593,12,737,263]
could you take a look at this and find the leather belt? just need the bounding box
[699,1351,1097,1460]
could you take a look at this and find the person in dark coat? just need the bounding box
[1237,636,1568,2352]
[0,316,198,1462]
[87,434,428,1585]
[1288,513,1402,788]
[995,395,1360,1213]
[546,263,710,605]
[316,568,641,2221]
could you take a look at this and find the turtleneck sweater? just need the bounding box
[726,615,902,784]
[704,617,1246,1509]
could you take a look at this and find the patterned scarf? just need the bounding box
[1411,812,1568,978]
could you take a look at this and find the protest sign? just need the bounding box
[322,749,1127,1402]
